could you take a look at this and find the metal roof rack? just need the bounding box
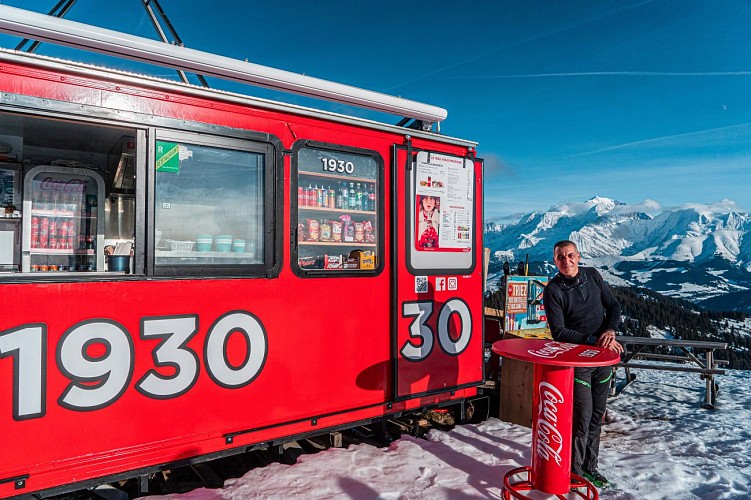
[0,5,448,126]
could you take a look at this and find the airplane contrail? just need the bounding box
[450,71,751,79]
[385,0,657,92]
[573,123,751,156]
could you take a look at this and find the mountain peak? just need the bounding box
[585,195,619,214]
[488,197,749,262]
[484,197,751,310]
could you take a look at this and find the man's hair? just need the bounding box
[553,240,578,253]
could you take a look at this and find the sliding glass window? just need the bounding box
[153,132,273,276]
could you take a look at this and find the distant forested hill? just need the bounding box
[611,286,749,370]
[484,283,751,370]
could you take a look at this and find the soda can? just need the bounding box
[49,218,58,239]
[50,235,59,250]
[31,216,40,248]
[39,217,49,248]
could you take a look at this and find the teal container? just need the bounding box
[215,234,233,253]
[232,239,246,253]
[196,234,213,252]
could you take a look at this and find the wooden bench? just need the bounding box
[613,336,728,408]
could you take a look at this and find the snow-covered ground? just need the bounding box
[146,368,751,499]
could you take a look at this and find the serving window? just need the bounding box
[0,110,141,278]
[152,131,274,277]
[291,142,383,276]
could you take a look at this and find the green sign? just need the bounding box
[156,141,180,173]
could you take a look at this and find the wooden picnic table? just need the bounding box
[614,336,728,408]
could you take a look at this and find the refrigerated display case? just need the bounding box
[22,165,105,273]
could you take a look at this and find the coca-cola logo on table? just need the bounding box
[528,341,578,359]
[536,381,565,466]
[39,177,87,193]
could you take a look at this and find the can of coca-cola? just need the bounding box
[31,216,40,248]
[50,235,59,250]
[67,222,76,250]
[49,218,58,241]
[39,217,49,248]
[58,221,67,249]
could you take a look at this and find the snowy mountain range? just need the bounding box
[484,196,751,312]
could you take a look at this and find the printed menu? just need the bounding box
[414,152,473,252]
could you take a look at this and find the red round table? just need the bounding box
[492,339,620,499]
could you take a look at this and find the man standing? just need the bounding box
[543,240,623,488]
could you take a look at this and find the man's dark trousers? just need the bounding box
[572,365,611,474]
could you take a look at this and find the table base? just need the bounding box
[502,466,598,499]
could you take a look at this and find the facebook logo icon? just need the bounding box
[436,277,446,291]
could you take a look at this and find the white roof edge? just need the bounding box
[0,49,477,148]
[0,5,448,123]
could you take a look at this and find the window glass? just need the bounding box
[154,140,264,269]
[294,146,380,274]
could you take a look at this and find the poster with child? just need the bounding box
[416,194,440,249]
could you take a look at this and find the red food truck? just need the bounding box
[0,6,484,498]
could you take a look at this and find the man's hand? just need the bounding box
[596,329,624,354]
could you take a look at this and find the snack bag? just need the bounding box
[331,220,343,242]
[307,218,320,241]
[320,219,331,241]
[340,215,354,243]
[363,220,375,243]
[354,221,364,242]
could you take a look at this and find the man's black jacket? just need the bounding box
[543,266,621,345]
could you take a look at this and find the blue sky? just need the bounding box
[1,0,749,220]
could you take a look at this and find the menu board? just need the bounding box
[0,169,16,205]
[413,152,473,253]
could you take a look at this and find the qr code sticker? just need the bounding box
[415,276,428,294]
